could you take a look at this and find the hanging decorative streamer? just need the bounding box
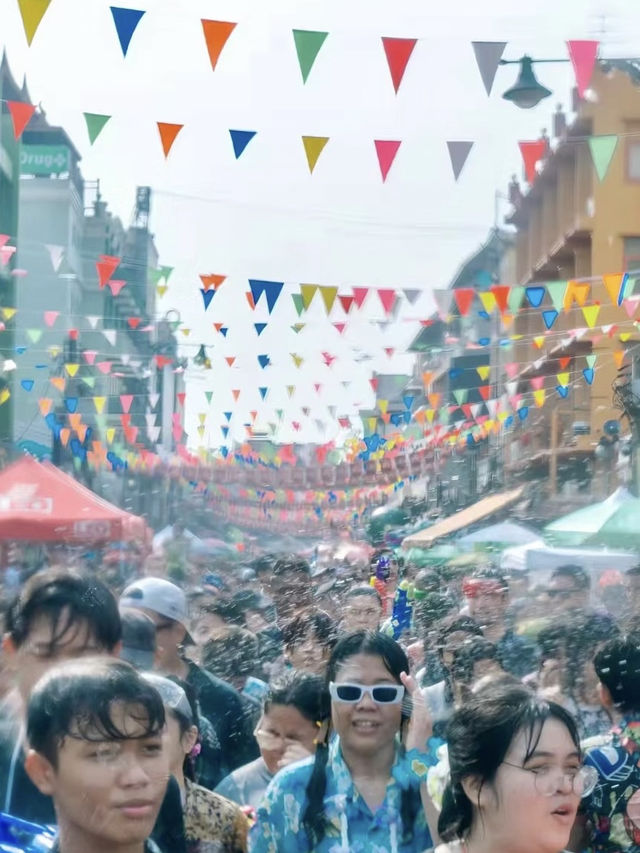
[17,0,53,45]
[588,135,618,182]
[374,140,401,182]
[229,130,256,159]
[292,29,328,82]
[83,113,112,145]
[381,37,417,93]
[518,140,546,184]
[471,41,507,95]
[567,40,599,98]
[157,123,184,159]
[7,101,35,140]
[446,141,474,181]
[302,136,329,173]
[110,7,145,57]
[201,20,237,70]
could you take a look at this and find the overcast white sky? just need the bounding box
[2,0,639,449]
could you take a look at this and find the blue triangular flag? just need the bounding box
[254,323,267,336]
[556,385,569,398]
[478,310,490,320]
[504,415,514,428]
[15,346,27,355]
[65,397,78,413]
[258,355,270,368]
[259,387,268,400]
[223,412,232,422]
[449,368,462,379]
[110,7,145,57]
[220,327,228,337]
[263,281,284,313]
[20,379,34,391]
[583,367,594,385]
[229,130,256,159]
[390,413,402,426]
[200,289,215,310]
[403,395,414,409]
[478,337,491,346]
[525,286,546,308]
[542,309,558,329]
[518,406,529,421]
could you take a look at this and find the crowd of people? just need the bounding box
[0,545,638,853]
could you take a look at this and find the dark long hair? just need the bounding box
[438,682,581,842]
[302,631,417,847]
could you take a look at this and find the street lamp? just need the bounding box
[502,56,552,109]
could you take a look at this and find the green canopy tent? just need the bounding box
[544,487,637,547]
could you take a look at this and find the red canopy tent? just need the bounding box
[0,455,148,542]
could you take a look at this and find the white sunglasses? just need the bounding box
[329,682,405,704]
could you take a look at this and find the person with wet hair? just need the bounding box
[341,586,384,634]
[24,658,170,853]
[281,609,337,677]
[216,669,330,811]
[579,635,640,853]
[436,682,597,853]
[250,631,437,853]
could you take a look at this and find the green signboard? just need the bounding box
[20,144,70,176]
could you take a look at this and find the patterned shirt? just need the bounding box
[249,737,433,853]
[184,779,249,853]
[583,719,640,852]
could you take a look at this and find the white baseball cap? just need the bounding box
[120,577,194,644]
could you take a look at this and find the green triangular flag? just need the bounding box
[586,354,597,368]
[589,135,618,182]
[160,266,174,281]
[546,281,567,314]
[149,268,164,285]
[453,388,468,405]
[291,293,305,316]
[507,286,524,314]
[83,113,111,145]
[276,408,284,421]
[291,323,305,333]
[83,376,96,389]
[205,391,213,404]
[292,30,329,83]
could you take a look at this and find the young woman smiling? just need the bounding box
[249,631,437,853]
[436,683,598,853]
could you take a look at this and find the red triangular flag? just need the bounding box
[377,288,397,315]
[567,40,599,98]
[201,20,237,70]
[381,37,417,93]
[338,294,354,313]
[155,355,172,368]
[127,317,142,329]
[453,288,475,316]
[333,322,346,334]
[490,285,510,314]
[370,378,379,392]
[519,140,546,184]
[225,357,236,366]
[374,140,401,182]
[96,255,120,288]
[479,386,491,401]
[384,347,395,358]
[213,323,224,332]
[157,122,184,159]
[7,101,35,139]
[352,287,369,309]
[177,392,186,406]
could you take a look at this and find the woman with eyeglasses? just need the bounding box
[435,682,598,853]
[249,631,437,853]
[216,670,331,811]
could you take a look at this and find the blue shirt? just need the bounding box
[249,737,432,853]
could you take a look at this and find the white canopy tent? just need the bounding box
[500,540,637,580]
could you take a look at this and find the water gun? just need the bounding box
[390,580,414,640]
[370,552,392,613]
[0,814,55,852]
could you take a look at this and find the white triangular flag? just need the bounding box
[86,315,100,329]
[148,393,160,409]
[121,353,131,365]
[145,413,157,428]
[147,426,161,442]
[103,329,117,346]
[46,244,65,273]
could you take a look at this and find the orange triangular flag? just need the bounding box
[8,101,35,139]
[38,398,52,416]
[200,274,226,290]
[201,20,237,70]
[603,273,626,307]
[225,357,236,367]
[59,428,70,447]
[613,350,625,369]
[68,413,82,432]
[157,123,184,158]
[245,291,255,310]
[232,389,241,401]
[50,376,65,392]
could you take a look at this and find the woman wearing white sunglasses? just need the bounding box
[435,682,597,853]
[249,631,438,853]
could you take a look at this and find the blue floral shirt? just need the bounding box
[249,737,433,853]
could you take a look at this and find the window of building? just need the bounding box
[623,237,640,295]
[627,140,640,181]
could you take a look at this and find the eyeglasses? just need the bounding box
[502,761,598,798]
[329,682,405,704]
[253,728,302,751]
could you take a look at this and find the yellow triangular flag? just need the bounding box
[582,304,600,328]
[157,284,168,297]
[319,286,338,315]
[533,389,546,407]
[533,336,545,349]
[620,332,632,342]
[366,417,377,434]
[302,136,329,174]
[0,388,10,406]
[2,308,17,321]
[93,396,106,414]
[181,328,191,337]
[476,366,491,381]
[65,363,79,377]
[291,353,304,368]
[17,0,53,45]
[286,385,295,397]
[197,425,206,438]
[378,399,388,414]
[300,284,318,309]
[198,413,207,425]
[106,427,116,445]
[479,291,496,313]
[557,372,570,387]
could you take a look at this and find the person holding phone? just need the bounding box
[249,631,437,853]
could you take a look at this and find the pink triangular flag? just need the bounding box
[623,295,640,318]
[567,40,598,98]
[352,287,369,309]
[83,350,97,365]
[120,394,134,414]
[374,140,401,182]
[107,279,126,296]
[96,361,112,374]
[377,288,397,315]
[43,310,59,327]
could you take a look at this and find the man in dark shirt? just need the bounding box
[0,567,185,853]
[120,577,258,789]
